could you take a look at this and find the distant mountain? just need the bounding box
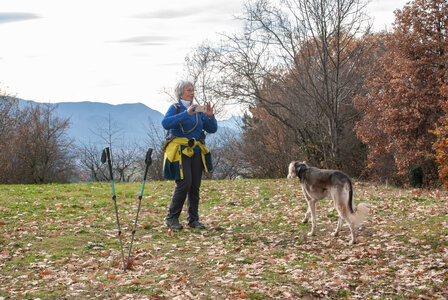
[55,101,164,145]
[220,116,244,131]
[15,99,242,147]
[16,99,164,145]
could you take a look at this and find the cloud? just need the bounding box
[133,1,240,20]
[368,0,408,13]
[156,61,183,67]
[0,12,39,24]
[95,79,120,88]
[111,35,173,46]
[133,7,200,19]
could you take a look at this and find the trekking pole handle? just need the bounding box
[105,147,114,181]
[143,148,153,181]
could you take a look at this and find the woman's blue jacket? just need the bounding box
[161,100,218,153]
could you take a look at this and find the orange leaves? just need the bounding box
[234,292,248,298]
[355,0,448,185]
[125,257,137,270]
[432,98,448,186]
[0,250,10,259]
[40,270,52,275]
[1,179,448,299]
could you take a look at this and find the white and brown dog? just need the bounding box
[288,161,368,244]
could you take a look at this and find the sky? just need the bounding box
[0,0,410,117]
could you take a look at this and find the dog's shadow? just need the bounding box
[295,211,374,245]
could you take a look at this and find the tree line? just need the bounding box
[1,0,446,187]
[0,95,242,184]
[184,0,448,187]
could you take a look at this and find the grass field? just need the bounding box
[0,179,447,299]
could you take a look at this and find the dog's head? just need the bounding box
[287,161,308,179]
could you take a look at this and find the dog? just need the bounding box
[288,161,368,244]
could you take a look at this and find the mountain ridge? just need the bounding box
[15,98,241,146]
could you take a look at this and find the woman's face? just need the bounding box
[181,85,194,101]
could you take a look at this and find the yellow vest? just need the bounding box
[163,137,211,180]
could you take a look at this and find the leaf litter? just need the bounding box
[0,180,447,298]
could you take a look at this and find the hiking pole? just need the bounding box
[101,147,126,271]
[125,148,153,271]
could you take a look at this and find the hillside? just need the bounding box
[56,101,163,143]
[0,179,447,298]
[16,99,242,146]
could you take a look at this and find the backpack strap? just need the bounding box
[173,103,180,114]
[164,103,181,142]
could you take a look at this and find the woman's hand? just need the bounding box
[187,104,197,115]
[205,102,214,118]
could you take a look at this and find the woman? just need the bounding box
[161,80,218,230]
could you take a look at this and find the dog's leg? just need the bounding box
[308,199,317,236]
[347,221,357,245]
[331,195,344,237]
[330,190,343,237]
[301,187,311,223]
[331,216,343,237]
[302,204,311,223]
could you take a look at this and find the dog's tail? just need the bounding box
[287,161,297,178]
[350,203,369,228]
[344,178,368,227]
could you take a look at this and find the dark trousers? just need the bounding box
[166,152,203,223]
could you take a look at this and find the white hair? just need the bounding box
[174,80,194,100]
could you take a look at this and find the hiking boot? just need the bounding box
[188,220,206,229]
[166,218,183,230]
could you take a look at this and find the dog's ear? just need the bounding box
[294,162,307,178]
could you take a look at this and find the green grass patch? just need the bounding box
[0,179,446,298]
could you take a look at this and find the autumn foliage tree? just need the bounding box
[239,102,298,178]
[432,82,448,186]
[355,0,448,186]
[232,27,384,177]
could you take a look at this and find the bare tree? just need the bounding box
[196,0,375,170]
[0,92,19,183]
[91,113,122,150]
[0,102,76,184]
[76,142,108,182]
[24,104,75,183]
[184,42,228,118]
[78,114,144,182]
[0,93,17,140]
[144,119,167,180]
[208,126,248,179]
[113,143,142,182]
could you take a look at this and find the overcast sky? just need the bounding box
[0,0,410,116]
